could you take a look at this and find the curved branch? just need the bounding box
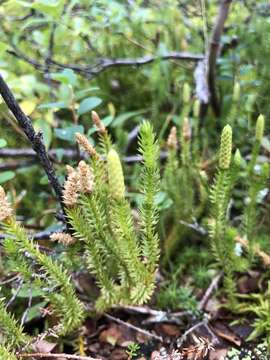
[7,49,203,78]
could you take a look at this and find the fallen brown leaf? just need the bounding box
[160,324,181,337]
[211,323,241,346]
[32,339,57,353]
[111,348,128,360]
[99,324,135,347]
[208,348,228,360]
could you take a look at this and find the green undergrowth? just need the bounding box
[0,97,269,356]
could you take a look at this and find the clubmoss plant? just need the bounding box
[192,99,201,160]
[209,125,240,304]
[67,119,160,311]
[243,114,269,262]
[208,118,270,320]
[0,345,17,360]
[0,187,85,337]
[0,294,28,357]
[0,298,28,347]
[162,117,206,261]
[235,282,270,350]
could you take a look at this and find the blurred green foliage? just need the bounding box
[0,0,268,215]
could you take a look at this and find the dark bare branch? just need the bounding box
[7,49,203,78]
[208,0,233,116]
[199,0,233,117]
[0,74,65,214]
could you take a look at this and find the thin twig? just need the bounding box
[0,226,65,241]
[0,148,168,164]
[198,271,223,311]
[6,278,23,307]
[177,320,206,348]
[104,313,163,342]
[115,304,166,316]
[18,353,99,360]
[20,325,62,353]
[0,274,20,285]
[21,285,33,325]
[176,314,221,349]
[115,305,192,325]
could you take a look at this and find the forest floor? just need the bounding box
[18,270,267,360]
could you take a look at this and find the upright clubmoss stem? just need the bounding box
[180,118,191,166]
[183,82,191,104]
[182,82,191,119]
[248,114,264,177]
[192,99,200,160]
[210,125,235,303]
[246,114,265,263]
[228,82,240,126]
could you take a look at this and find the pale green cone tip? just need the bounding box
[107,148,125,200]
[233,82,240,102]
[219,124,232,170]
[255,114,265,142]
[234,149,242,167]
[183,83,191,104]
